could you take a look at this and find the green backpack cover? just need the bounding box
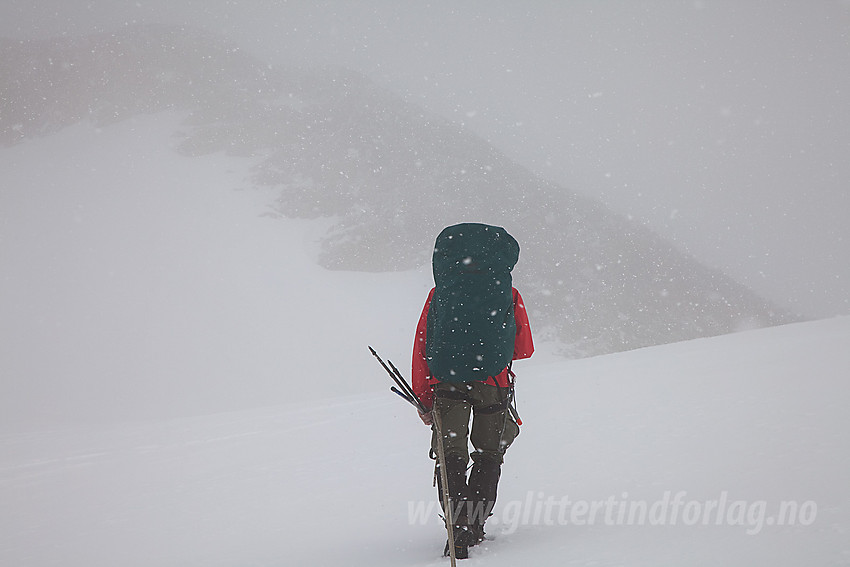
[426,223,520,383]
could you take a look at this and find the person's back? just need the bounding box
[412,223,533,559]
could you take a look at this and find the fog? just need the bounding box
[2,0,848,318]
[2,6,849,563]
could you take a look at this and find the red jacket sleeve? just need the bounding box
[512,288,534,360]
[412,288,435,410]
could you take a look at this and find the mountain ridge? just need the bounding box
[0,23,800,356]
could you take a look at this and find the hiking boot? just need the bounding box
[467,523,485,546]
[444,525,476,559]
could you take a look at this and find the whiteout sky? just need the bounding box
[2,0,848,318]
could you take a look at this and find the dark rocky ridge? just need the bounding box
[1,24,799,356]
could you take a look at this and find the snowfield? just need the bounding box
[2,317,848,566]
[1,116,848,566]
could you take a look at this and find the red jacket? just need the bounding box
[412,287,534,410]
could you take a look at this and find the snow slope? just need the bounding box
[1,115,848,565]
[1,317,847,566]
[0,114,433,428]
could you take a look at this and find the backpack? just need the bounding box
[425,223,520,383]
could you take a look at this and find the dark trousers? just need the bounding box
[431,381,519,528]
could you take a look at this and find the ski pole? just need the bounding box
[391,386,422,410]
[368,346,427,414]
[369,346,418,407]
[369,346,455,563]
[432,406,458,567]
[387,357,420,406]
[369,346,414,401]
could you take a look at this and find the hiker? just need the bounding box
[412,223,534,559]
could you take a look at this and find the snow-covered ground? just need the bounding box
[1,116,848,565]
[0,114,432,428]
